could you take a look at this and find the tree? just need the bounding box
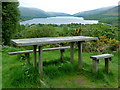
[0,2,2,44]
[2,1,20,45]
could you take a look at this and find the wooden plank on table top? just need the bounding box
[11,36,98,46]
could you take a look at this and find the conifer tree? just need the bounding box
[2,1,20,45]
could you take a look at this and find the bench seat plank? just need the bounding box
[8,46,70,55]
[90,54,113,60]
[90,54,113,73]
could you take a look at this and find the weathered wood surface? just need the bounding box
[33,45,37,69]
[11,36,98,46]
[91,54,113,73]
[38,46,43,78]
[70,42,74,63]
[60,49,65,61]
[78,41,82,70]
[105,58,109,73]
[90,54,113,60]
[93,59,98,73]
[8,46,70,55]
[40,80,49,87]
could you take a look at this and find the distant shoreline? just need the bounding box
[20,16,99,25]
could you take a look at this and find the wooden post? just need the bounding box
[60,49,65,62]
[38,45,43,79]
[25,53,30,64]
[105,58,109,73]
[93,59,98,73]
[70,42,74,63]
[78,41,82,70]
[33,45,37,69]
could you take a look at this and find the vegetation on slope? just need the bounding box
[2,23,119,88]
[74,6,118,25]
[47,12,72,17]
[19,7,72,21]
[19,7,49,21]
[0,66,1,89]
[74,6,114,16]
[2,46,118,88]
[15,23,118,40]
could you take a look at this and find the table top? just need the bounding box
[11,36,98,46]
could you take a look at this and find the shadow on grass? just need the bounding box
[43,57,70,66]
[78,62,115,83]
[43,57,115,83]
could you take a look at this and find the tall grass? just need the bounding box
[2,46,118,88]
[0,45,2,89]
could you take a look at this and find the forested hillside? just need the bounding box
[47,12,72,17]
[19,7,72,21]
[19,7,49,21]
[74,6,118,25]
[74,6,114,16]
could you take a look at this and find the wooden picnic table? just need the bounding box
[11,36,98,78]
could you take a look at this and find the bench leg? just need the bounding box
[105,58,109,73]
[93,60,98,73]
[33,45,37,69]
[38,46,43,79]
[78,41,83,70]
[25,53,30,64]
[70,42,74,63]
[60,49,65,62]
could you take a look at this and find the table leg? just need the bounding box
[33,45,37,69]
[78,41,82,70]
[70,42,74,63]
[38,45,43,79]
[93,59,98,73]
[60,49,65,62]
[105,58,109,73]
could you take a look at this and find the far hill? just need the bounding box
[103,6,118,15]
[74,6,118,25]
[74,6,115,16]
[19,7,49,21]
[19,7,72,21]
[47,12,72,17]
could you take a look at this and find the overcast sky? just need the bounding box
[18,0,119,14]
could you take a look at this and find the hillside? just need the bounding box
[19,7,49,21]
[74,6,115,16]
[19,7,72,21]
[103,6,118,15]
[74,6,118,25]
[47,12,72,17]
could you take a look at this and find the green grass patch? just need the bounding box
[0,45,2,89]
[2,46,118,88]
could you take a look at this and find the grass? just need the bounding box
[0,45,2,89]
[2,46,118,88]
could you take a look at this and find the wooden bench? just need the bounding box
[90,54,113,73]
[8,46,70,64]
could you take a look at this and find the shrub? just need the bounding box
[83,36,119,53]
[14,25,57,39]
